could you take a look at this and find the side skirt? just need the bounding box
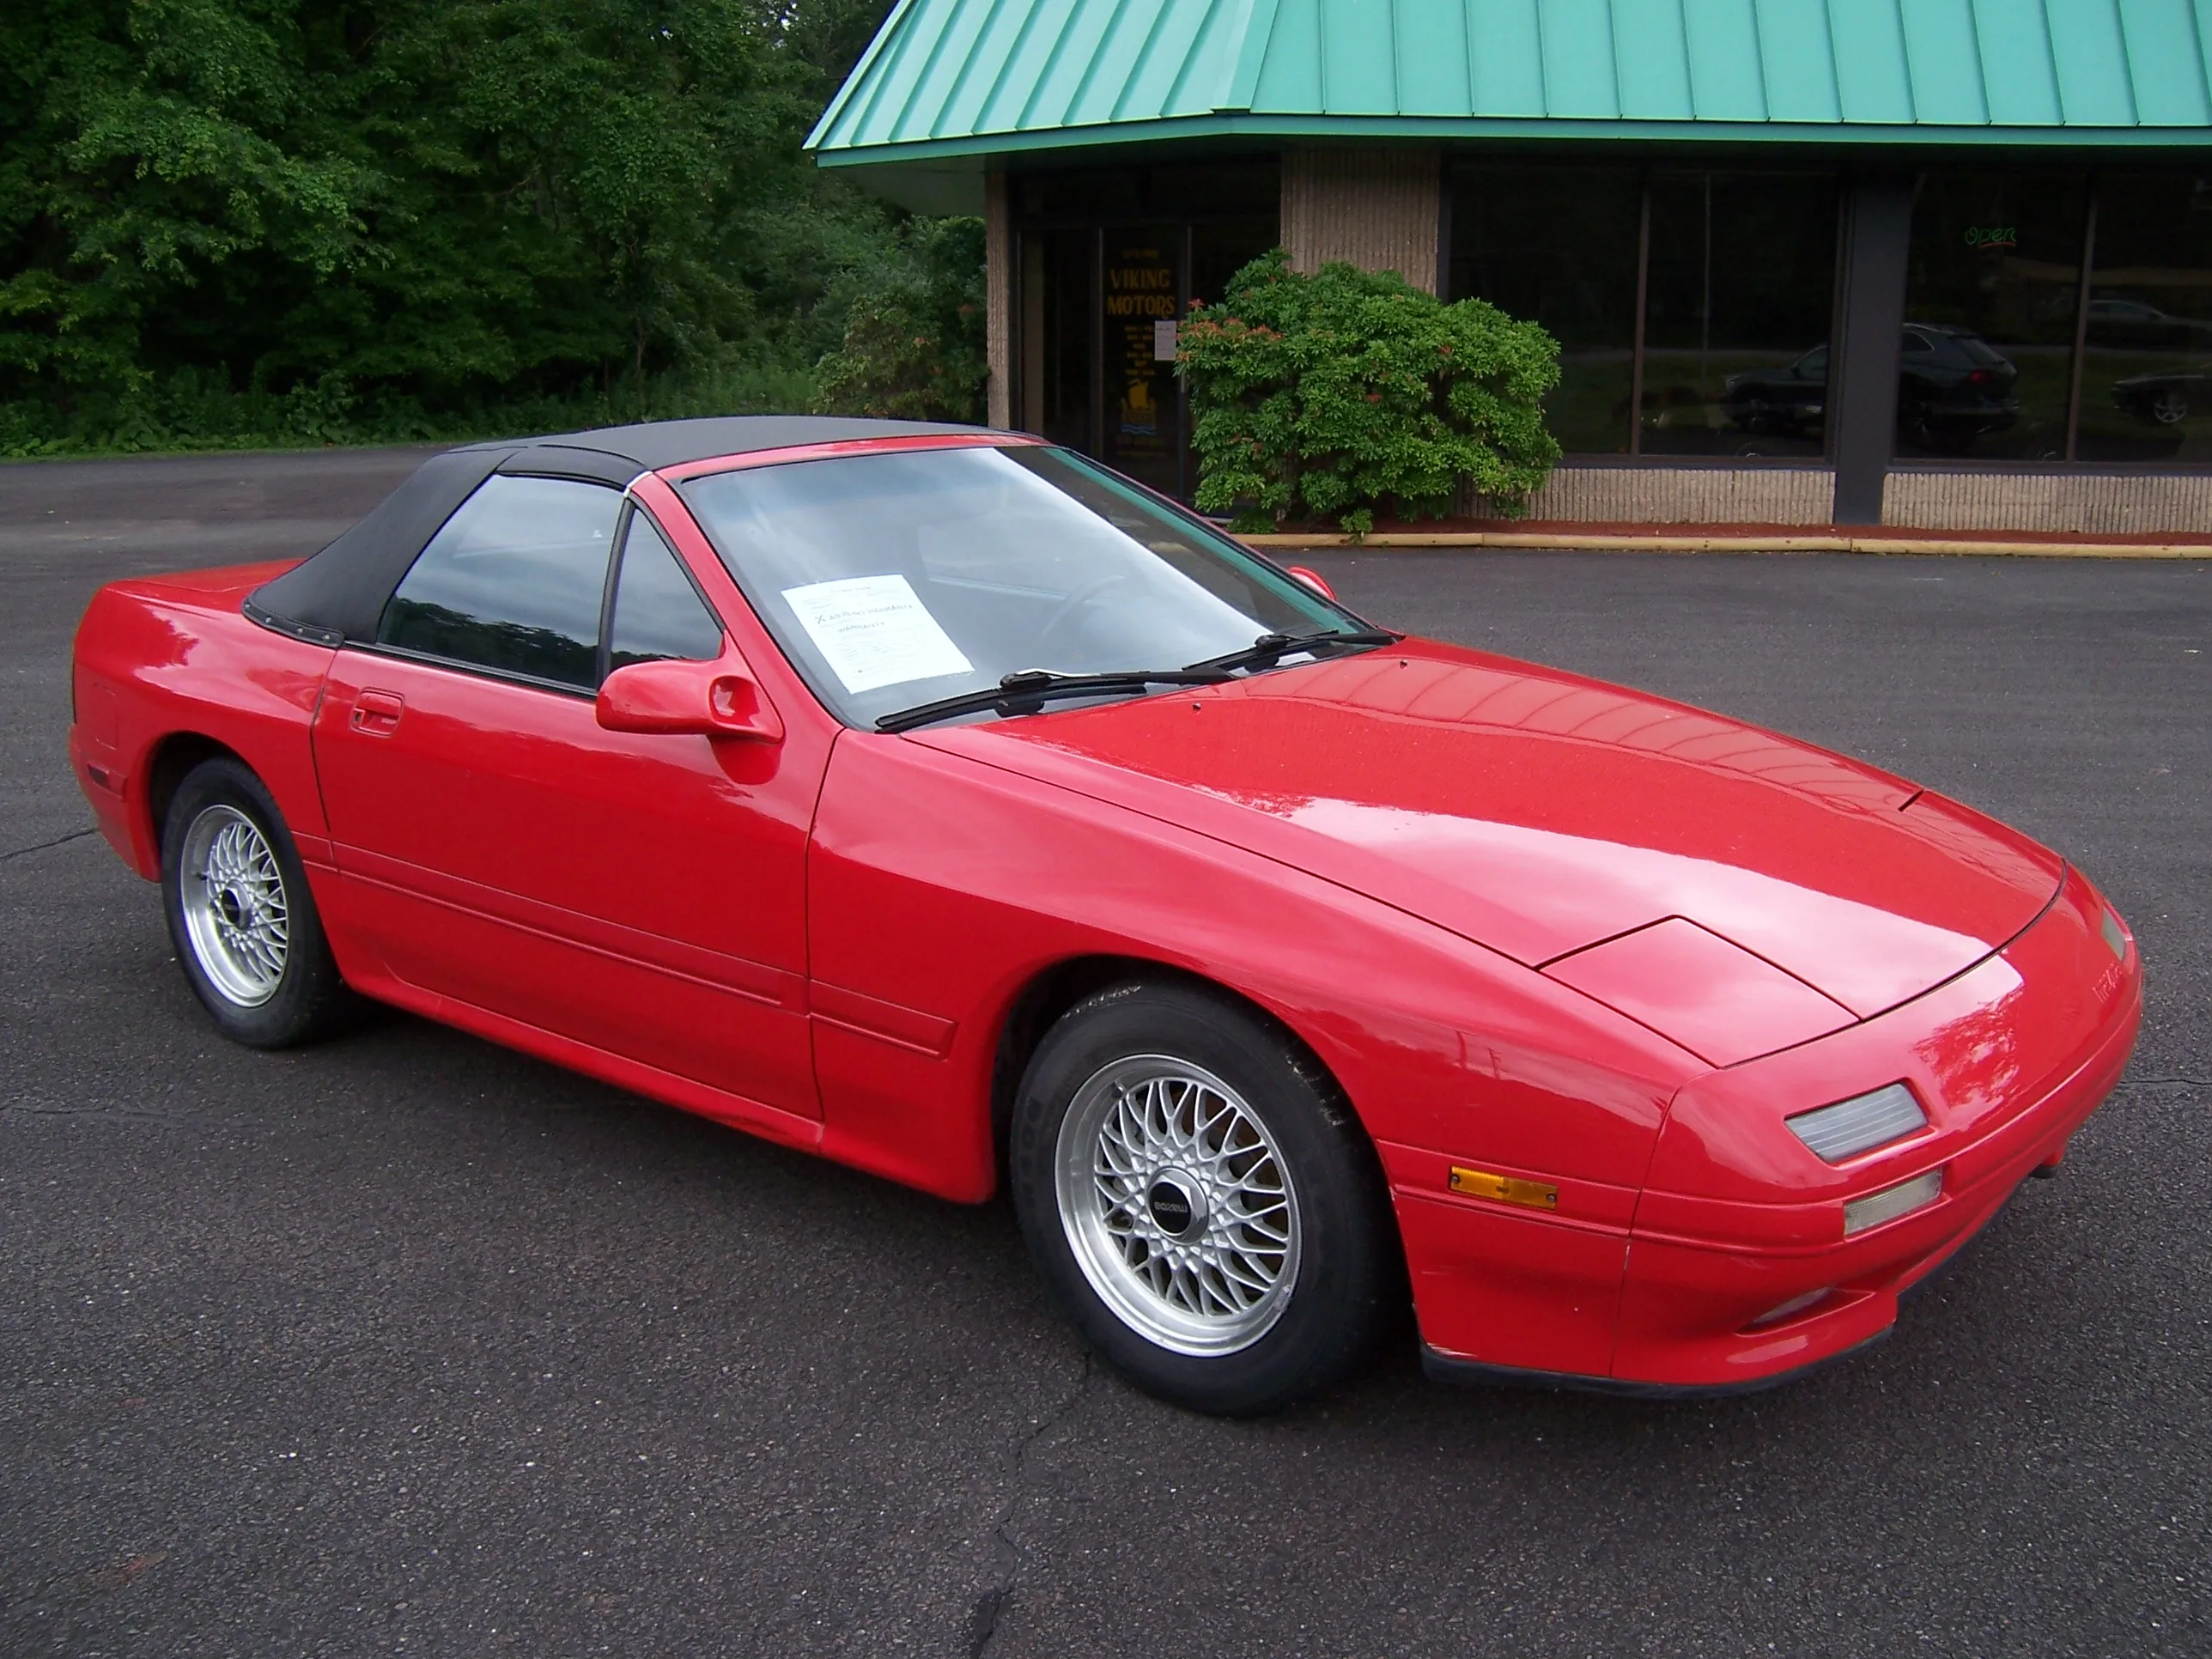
[349,968,825,1155]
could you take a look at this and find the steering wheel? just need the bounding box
[1033,574,1131,661]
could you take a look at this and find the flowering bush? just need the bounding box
[1179,251,1560,535]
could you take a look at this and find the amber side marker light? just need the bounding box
[1843,1170,1943,1237]
[1449,1167,1559,1210]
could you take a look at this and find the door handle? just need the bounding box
[351,689,405,736]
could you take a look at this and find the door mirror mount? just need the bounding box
[597,657,784,744]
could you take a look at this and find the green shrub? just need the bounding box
[1180,250,1561,536]
[811,216,988,422]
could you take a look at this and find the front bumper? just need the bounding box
[1413,868,2141,1395]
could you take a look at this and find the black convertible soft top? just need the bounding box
[246,415,988,646]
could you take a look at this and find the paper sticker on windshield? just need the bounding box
[781,574,973,695]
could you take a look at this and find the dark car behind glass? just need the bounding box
[2112,362,2210,426]
[2086,298,2212,351]
[1722,324,2021,449]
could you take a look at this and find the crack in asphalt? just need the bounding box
[967,1353,1095,1659]
[2118,1075,2211,1090]
[0,826,94,862]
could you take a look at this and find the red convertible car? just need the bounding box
[70,417,2141,1413]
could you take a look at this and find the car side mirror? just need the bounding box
[596,657,784,744]
[1285,565,1337,601]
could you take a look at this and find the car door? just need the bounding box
[311,470,820,1121]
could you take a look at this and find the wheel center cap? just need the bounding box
[1146,1173,1204,1239]
[216,888,246,927]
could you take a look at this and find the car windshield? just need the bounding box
[676,444,1361,728]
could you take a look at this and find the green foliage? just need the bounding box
[812,216,987,422]
[0,0,947,454]
[1180,251,1561,535]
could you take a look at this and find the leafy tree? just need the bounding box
[812,216,987,422]
[1180,251,1561,535]
[0,0,928,453]
[0,0,367,417]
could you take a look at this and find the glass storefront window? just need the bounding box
[1639,172,1837,458]
[2075,171,2212,464]
[1449,167,1643,454]
[1188,219,1279,316]
[1014,162,1278,500]
[1017,163,1278,222]
[1898,171,2087,459]
[1451,167,1836,459]
[1100,228,1182,495]
[1020,156,2209,492]
[1020,228,1097,453]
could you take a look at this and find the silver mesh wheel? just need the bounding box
[178,804,289,1007]
[1054,1054,1301,1357]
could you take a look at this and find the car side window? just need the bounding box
[1901,331,1934,354]
[608,511,725,672]
[379,476,622,690]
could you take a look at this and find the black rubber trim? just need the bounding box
[241,597,343,647]
[1419,1326,1892,1401]
[495,446,647,489]
[343,641,599,700]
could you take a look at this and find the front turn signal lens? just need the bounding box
[1843,1169,1943,1236]
[1787,1082,1928,1163]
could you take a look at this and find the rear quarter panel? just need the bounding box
[71,562,332,879]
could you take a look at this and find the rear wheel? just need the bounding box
[161,757,356,1047]
[1010,981,1397,1414]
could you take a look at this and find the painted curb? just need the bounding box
[1239,532,2212,558]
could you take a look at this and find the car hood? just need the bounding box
[912,641,2062,1043]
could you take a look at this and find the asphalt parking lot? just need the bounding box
[3,447,2207,1657]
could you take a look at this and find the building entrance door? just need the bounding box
[1100,228,1182,495]
[1011,161,1279,502]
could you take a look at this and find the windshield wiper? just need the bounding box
[874,629,1402,734]
[1186,628,1401,676]
[876,667,1236,734]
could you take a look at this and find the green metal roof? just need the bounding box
[810,0,2212,168]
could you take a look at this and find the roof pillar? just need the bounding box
[1829,176,1915,526]
[986,170,1012,428]
[1280,147,1443,293]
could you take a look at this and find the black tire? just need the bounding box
[1009,980,1399,1415]
[161,756,356,1048]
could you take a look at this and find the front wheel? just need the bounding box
[161,757,356,1047]
[1010,981,1399,1414]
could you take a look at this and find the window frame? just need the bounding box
[596,501,729,683]
[367,473,628,699]
[672,441,1361,734]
